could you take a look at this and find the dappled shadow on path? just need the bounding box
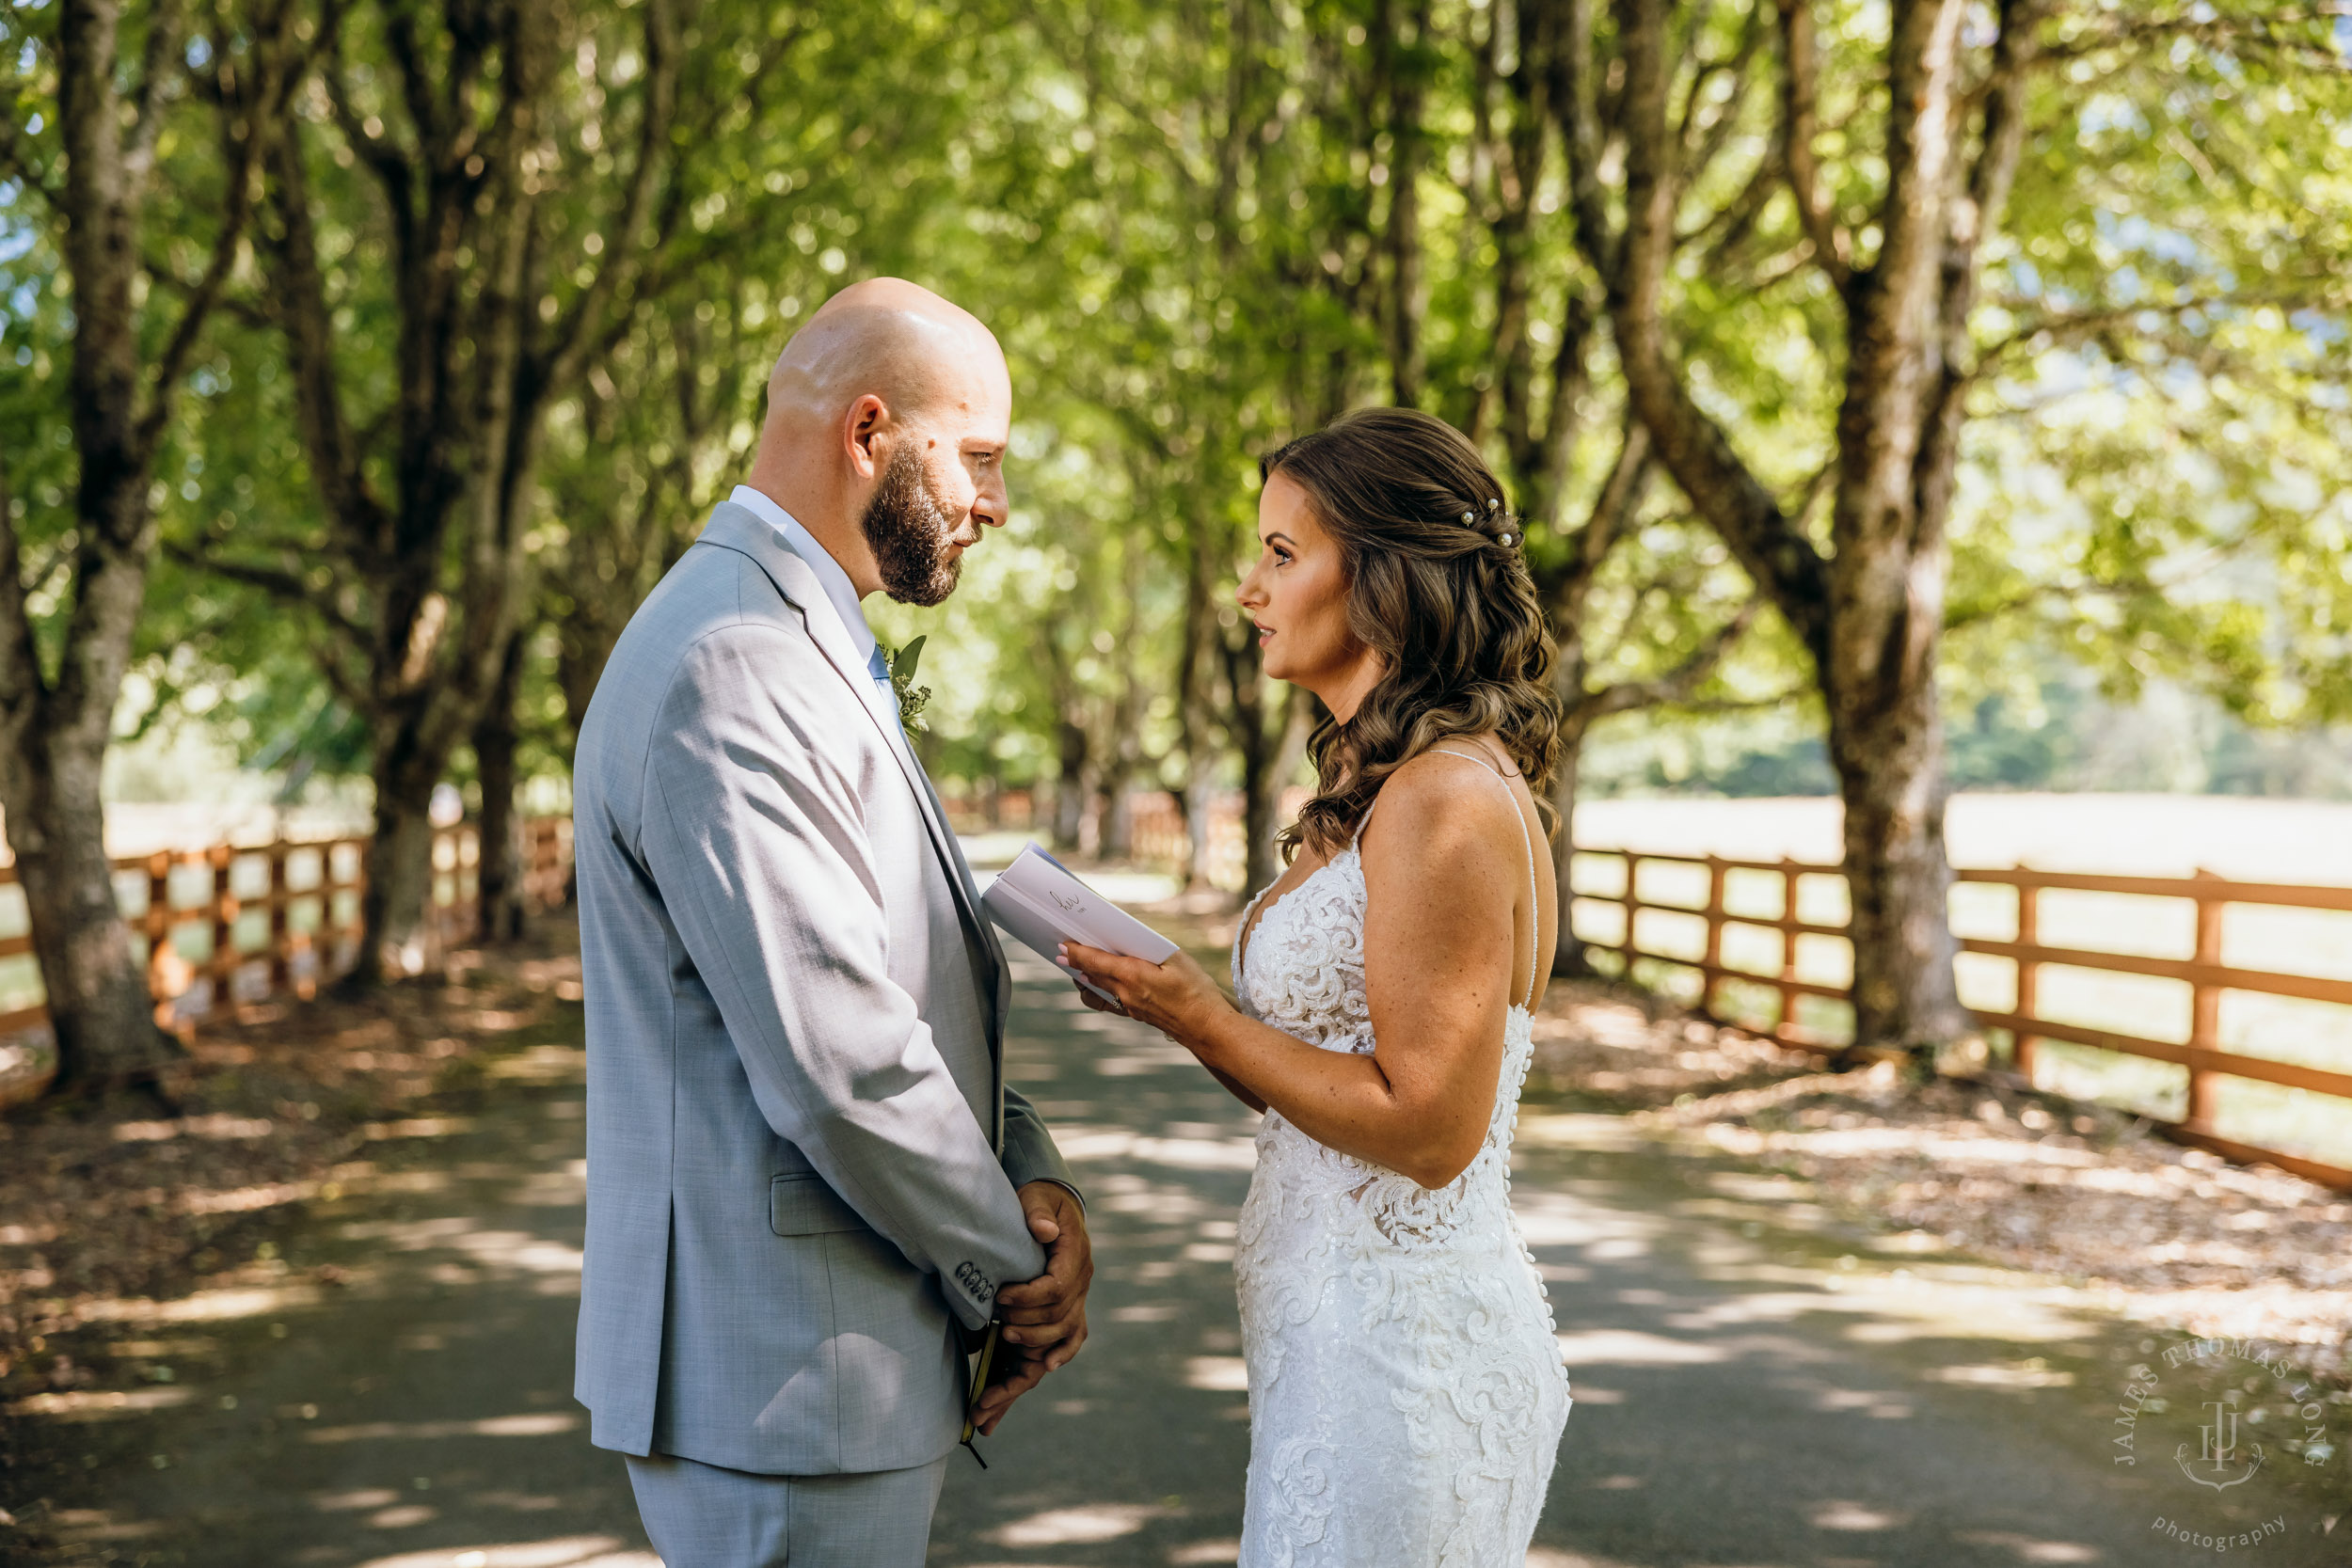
[927,960,1260,1568]
[12,937,2347,1568]
[930,955,2350,1568]
[7,987,655,1568]
[1504,1117,2348,1568]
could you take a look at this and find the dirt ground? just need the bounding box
[8,922,2344,1418]
[1144,888,2352,1387]
[1522,976,2352,1383]
[4,906,2346,1561]
[0,935,582,1465]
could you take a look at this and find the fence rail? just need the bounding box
[17,807,2344,1188]
[0,816,573,1049]
[940,788,1312,893]
[1567,847,2352,1190]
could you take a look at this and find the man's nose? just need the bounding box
[977,474,1009,529]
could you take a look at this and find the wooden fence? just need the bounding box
[0,816,572,1045]
[940,787,1041,835]
[1569,848,2352,1190]
[941,789,1310,892]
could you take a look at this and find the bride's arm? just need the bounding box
[1065,759,1525,1188]
[1204,1064,1268,1114]
[1069,964,1269,1110]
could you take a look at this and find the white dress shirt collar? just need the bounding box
[728,484,878,670]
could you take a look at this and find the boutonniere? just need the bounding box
[885,635,932,736]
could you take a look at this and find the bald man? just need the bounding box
[572,279,1091,1566]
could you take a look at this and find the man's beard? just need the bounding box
[860,443,962,607]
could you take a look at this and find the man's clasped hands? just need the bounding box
[970,1180,1094,1436]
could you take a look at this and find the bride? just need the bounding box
[1063,406,1572,1567]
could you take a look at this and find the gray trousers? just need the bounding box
[625,1450,950,1567]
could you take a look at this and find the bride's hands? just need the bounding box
[1058,941,1230,1049]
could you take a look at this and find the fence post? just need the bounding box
[2014,877,2041,1083]
[208,844,235,1018]
[144,850,174,1026]
[463,823,481,927]
[267,842,291,997]
[431,828,455,963]
[1777,856,1802,1044]
[345,837,370,983]
[2186,870,2223,1132]
[1702,855,1726,1016]
[1619,853,1642,970]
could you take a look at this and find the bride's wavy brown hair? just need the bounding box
[1263,406,1562,863]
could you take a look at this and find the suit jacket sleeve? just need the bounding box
[641,626,1044,1330]
[999,1085,1080,1198]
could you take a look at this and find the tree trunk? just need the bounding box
[0,401,181,1098]
[0,0,290,1100]
[5,747,178,1094]
[1093,678,1142,862]
[1096,769,1136,862]
[351,740,444,987]
[1375,0,1435,406]
[1176,728,1214,893]
[1548,717,1596,978]
[1052,717,1091,854]
[1076,750,1104,857]
[1236,685,1311,896]
[1822,529,1969,1057]
[1181,782,1216,892]
[1565,0,2014,1062]
[219,0,677,988]
[1529,432,1650,977]
[555,613,618,757]
[471,629,527,944]
[1094,546,1148,862]
[1175,532,1220,890]
[1238,752,1281,897]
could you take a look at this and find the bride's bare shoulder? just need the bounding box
[1359,742,1524,871]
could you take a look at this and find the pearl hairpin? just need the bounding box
[1500,532,1515,546]
[1487,498,1500,510]
[1460,510,1474,523]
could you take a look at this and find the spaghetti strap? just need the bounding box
[1232,880,1274,986]
[1424,746,1543,1010]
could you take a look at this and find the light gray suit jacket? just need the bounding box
[572,500,1075,1476]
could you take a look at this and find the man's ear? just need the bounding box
[844,393,889,482]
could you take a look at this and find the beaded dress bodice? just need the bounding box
[1232,846,1538,1252]
[1227,754,1571,1568]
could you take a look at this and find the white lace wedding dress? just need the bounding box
[1230,752,1572,1567]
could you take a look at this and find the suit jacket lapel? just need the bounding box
[911,761,1012,1046]
[692,505,1008,1065]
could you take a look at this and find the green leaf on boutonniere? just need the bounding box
[887,635,931,736]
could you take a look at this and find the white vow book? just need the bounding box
[981,843,1179,1003]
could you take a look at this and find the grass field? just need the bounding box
[1569,794,2352,1170]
